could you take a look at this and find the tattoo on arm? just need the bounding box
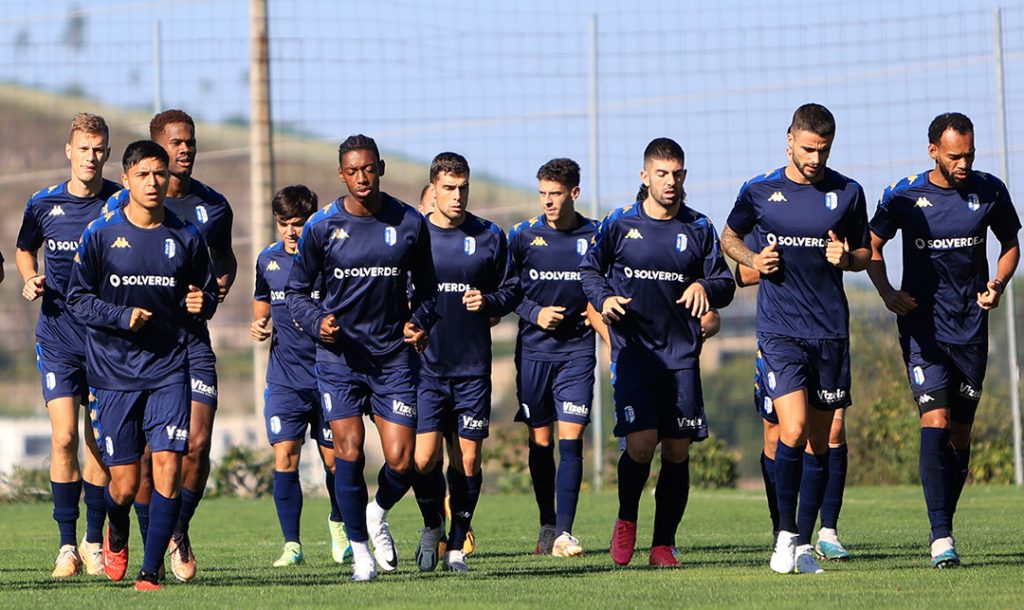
[721,226,755,268]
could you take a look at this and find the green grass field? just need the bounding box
[1,486,1022,608]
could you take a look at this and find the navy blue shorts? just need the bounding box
[900,334,987,424]
[264,384,332,447]
[417,374,491,439]
[36,342,88,404]
[754,348,779,424]
[317,350,418,428]
[613,361,708,440]
[756,333,851,411]
[515,353,595,427]
[89,383,191,466]
[187,335,218,408]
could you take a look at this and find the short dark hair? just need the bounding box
[419,184,432,201]
[643,138,685,164]
[122,140,169,170]
[338,134,380,166]
[536,158,580,189]
[928,112,974,145]
[150,109,195,139]
[788,103,835,137]
[635,184,648,203]
[272,185,318,220]
[429,152,470,183]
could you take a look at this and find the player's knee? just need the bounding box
[50,428,79,455]
[626,444,656,464]
[661,443,689,463]
[949,424,972,449]
[187,429,212,457]
[414,453,438,475]
[778,423,807,448]
[387,456,413,476]
[919,408,950,429]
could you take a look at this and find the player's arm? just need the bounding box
[866,231,916,315]
[184,231,220,319]
[700,309,721,340]
[15,248,46,301]
[681,225,736,317]
[579,218,631,324]
[66,230,144,331]
[405,219,439,352]
[209,205,237,302]
[585,302,610,345]
[15,202,46,301]
[251,258,273,341]
[826,186,871,272]
[721,225,779,274]
[286,224,332,342]
[467,228,510,317]
[977,236,1020,310]
[734,262,760,287]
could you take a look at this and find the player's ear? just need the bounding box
[928,143,939,162]
[570,185,581,201]
[680,168,688,184]
[65,142,73,161]
[378,159,386,177]
[121,173,130,189]
[640,168,650,187]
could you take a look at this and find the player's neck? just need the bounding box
[642,196,678,220]
[344,193,382,217]
[546,209,579,231]
[167,173,191,198]
[784,162,823,185]
[124,201,165,229]
[928,167,954,189]
[428,210,465,229]
[66,175,104,198]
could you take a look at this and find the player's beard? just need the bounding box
[939,162,967,189]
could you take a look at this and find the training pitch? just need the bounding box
[1,486,1022,608]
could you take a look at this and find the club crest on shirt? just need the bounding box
[464,236,476,255]
[576,238,588,256]
[767,191,787,203]
[967,194,980,212]
[384,226,397,246]
[675,233,688,252]
[825,192,838,211]
[195,205,209,224]
[164,238,176,259]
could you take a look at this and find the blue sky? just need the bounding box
[1,0,1022,243]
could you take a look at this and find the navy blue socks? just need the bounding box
[555,439,583,534]
[797,451,830,546]
[528,441,556,526]
[273,470,303,543]
[51,480,81,547]
[335,457,369,542]
[651,458,690,547]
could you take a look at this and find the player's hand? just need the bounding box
[462,289,485,312]
[320,313,340,344]
[536,305,566,330]
[600,296,632,323]
[185,285,205,314]
[128,307,152,332]
[677,282,709,318]
[825,231,849,269]
[216,275,230,303]
[22,274,46,301]
[976,279,1004,311]
[700,309,721,341]
[752,243,780,275]
[881,289,917,315]
[403,321,428,353]
[582,311,591,327]
[250,317,271,342]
